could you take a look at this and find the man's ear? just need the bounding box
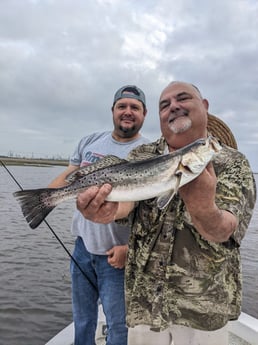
[203,98,209,110]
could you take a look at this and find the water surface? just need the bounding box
[0,166,257,345]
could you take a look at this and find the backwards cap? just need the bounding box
[113,85,146,108]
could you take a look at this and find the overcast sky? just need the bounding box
[0,0,257,171]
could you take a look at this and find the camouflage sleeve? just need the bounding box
[127,144,157,161]
[127,137,165,161]
[215,147,256,245]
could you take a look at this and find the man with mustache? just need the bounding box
[48,85,149,345]
[76,81,256,345]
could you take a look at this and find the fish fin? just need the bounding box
[156,172,182,209]
[66,155,127,183]
[13,189,56,229]
[157,190,177,209]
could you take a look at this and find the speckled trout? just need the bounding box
[13,136,221,229]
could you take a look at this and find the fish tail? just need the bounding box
[13,188,57,229]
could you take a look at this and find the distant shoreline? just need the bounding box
[0,156,68,167]
[1,156,257,174]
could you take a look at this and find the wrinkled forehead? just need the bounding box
[160,82,202,101]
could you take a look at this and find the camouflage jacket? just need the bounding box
[124,137,256,331]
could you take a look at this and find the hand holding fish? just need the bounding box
[77,184,134,224]
[179,162,217,208]
[13,137,221,229]
[179,162,237,242]
[77,184,119,224]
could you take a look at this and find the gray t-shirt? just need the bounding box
[70,131,149,255]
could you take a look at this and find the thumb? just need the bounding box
[106,248,114,256]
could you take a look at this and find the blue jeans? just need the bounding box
[70,237,128,345]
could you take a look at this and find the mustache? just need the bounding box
[168,109,188,122]
[121,114,135,121]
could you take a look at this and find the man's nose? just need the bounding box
[124,105,134,113]
[169,98,180,111]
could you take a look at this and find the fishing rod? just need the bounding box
[0,159,96,288]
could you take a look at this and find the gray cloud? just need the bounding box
[0,0,257,170]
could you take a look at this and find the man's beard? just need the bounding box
[119,125,138,138]
[168,116,192,134]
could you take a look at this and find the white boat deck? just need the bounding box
[228,312,258,345]
[45,310,258,345]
